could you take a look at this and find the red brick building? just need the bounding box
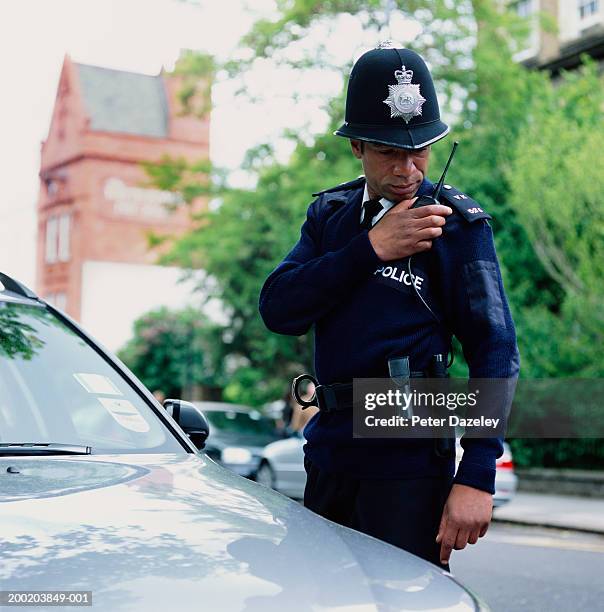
[37,55,209,349]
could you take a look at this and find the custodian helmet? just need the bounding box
[335,45,449,150]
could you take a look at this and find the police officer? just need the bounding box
[259,45,520,568]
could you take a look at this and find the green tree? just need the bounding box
[506,59,604,376]
[430,1,564,376]
[118,307,225,400]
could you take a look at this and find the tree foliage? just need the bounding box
[171,49,215,117]
[506,59,604,376]
[118,307,225,399]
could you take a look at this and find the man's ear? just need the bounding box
[350,139,363,159]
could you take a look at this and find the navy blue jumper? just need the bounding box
[259,177,520,494]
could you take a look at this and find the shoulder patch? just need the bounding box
[312,176,365,197]
[438,185,492,223]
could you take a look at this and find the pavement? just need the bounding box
[493,491,604,534]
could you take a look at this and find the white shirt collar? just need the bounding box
[360,183,395,226]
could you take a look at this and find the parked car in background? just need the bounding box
[193,402,282,479]
[492,443,519,507]
[259,432,518,506]
[0,272,491,610]
[256,432,307,496]
[455,439,518,507]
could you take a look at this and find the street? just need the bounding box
[452,523,604,611]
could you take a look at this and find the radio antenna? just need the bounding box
[433,141,459,202]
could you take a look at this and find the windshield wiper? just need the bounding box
[0,443,92,456]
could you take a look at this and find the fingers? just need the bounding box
[389,197,418,212]
[436,511,448,545]
[455,529,470,551]
[436,511,453,565]
[371,202,449,260]
[439,529,456,565]
[415,226,443,240]
[411,204,453,218]
[479,523,489,538]
[439,522,487,565]
[414,214,447,230]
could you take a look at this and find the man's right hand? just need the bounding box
[368,200,453,262]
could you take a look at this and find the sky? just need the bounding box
[0,0,420,288]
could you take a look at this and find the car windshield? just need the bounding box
[0,300,184,454]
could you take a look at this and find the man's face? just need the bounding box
[350,140,431,202]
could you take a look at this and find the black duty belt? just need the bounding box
[292,372,427,414]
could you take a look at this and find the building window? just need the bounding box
[46,179,59,197]
[579,0,599,19]
[58,213,71,262]
[514,0,534,18]
[46,292,67,311]
[510,0,539,61]
[55,293,67,310]
[45,213,71,264]
[45,217,58,263]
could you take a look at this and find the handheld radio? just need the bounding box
[411,140,459,210]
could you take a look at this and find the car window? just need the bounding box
[204,410,277,436]
[0,301,184,454]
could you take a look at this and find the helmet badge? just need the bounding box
[383,66,426,123]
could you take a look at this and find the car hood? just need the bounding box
[0,454,478,611]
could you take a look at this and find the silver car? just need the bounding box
[193,402,282,479]
[259,435,518,506]
[0,272,488,611]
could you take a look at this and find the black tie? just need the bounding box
[360,198,383,230]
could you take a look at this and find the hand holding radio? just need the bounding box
[369,141,460,263]
[368,203,452,262]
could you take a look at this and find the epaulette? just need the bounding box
[312,176,365,197]
[438,184,492,223]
